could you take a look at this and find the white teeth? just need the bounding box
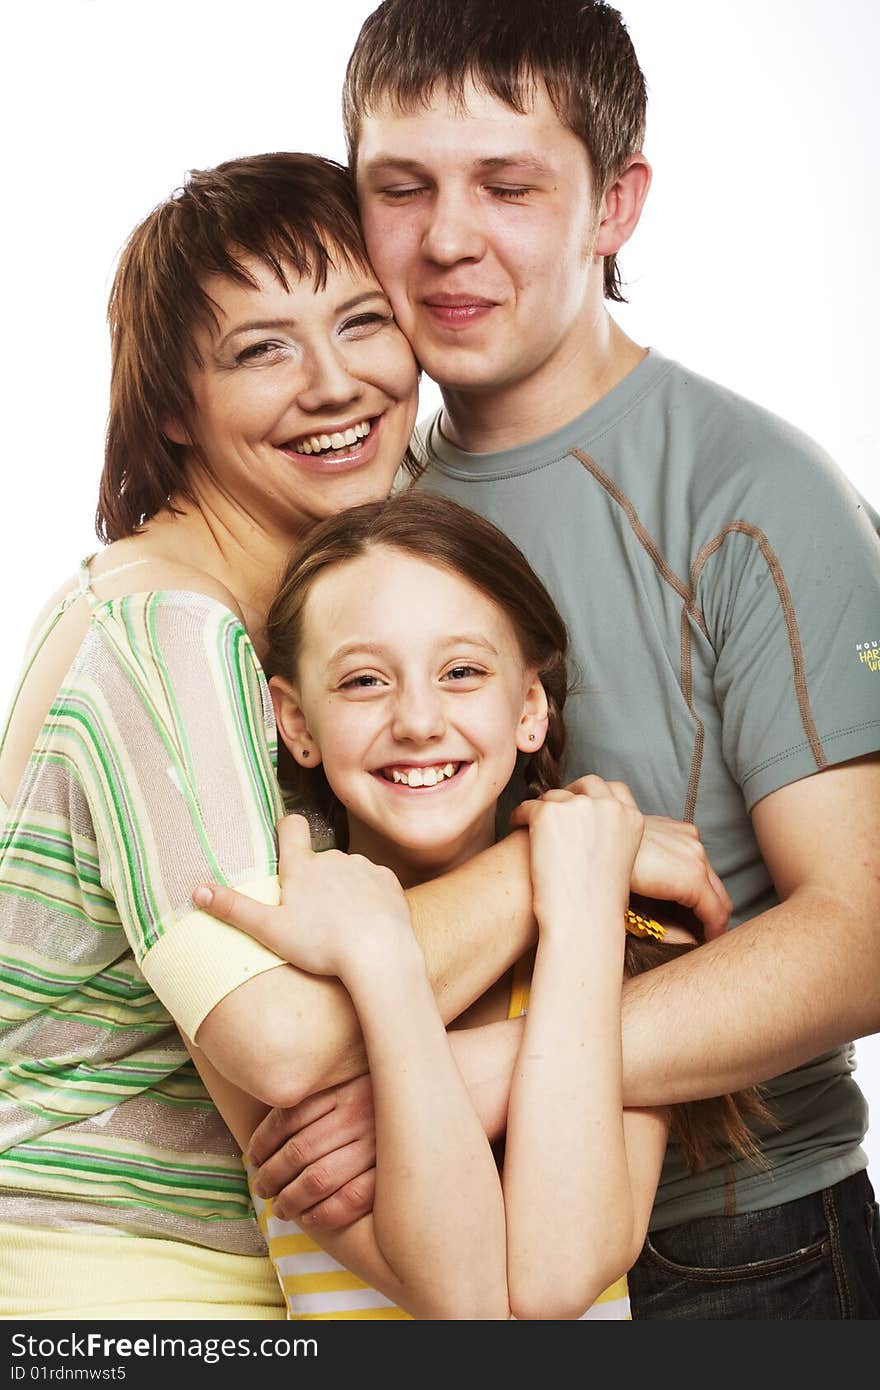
[388,763,459,787]
[290,420,372,455]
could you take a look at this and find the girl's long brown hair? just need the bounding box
[267,489,773,1178]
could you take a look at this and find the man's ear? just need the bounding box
[594,153,652,257]
[269,676,322,768]
[515,675,550,754]
[162,418,192,447]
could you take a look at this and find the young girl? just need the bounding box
[195,489,769,1320]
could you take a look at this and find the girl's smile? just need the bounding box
[271,544,547,886]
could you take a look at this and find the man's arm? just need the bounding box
[245,754,879,1226]
[619,753,880,1107]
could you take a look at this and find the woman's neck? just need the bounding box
[141,487,301,659]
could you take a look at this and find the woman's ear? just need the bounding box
[269,676,322,768]
[515,675,550,753]
[593,153,652,257]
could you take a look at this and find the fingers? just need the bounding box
[565,773,633,803]
[277,813,315,894]
[191,813,314,930]
[269,1139,377,1224]
[696,869,733,939]
[246,1092,337,1168]
[299,1168,377,1231]
[190,880,274,935]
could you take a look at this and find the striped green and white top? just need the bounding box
[0,568,286,1253]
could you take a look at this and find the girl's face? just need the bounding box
[173,254,419,537]
[272,545,548,884]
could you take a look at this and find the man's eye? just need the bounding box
[379,186,425,201]
[488,186,531,200]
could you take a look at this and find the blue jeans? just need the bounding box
[628,1170,880,1318]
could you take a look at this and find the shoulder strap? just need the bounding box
[0,554,99,759]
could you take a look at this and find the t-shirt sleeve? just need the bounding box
[698,443,880,810]
[58,591,287,1037]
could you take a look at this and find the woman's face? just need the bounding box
[274,545,547,884]
[177,254,419,536]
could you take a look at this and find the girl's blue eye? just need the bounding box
[445,665,481,680]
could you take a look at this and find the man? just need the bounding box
[209,0,880,1318]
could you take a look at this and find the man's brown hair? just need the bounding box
[342,0,647,301]
[97,153,370,543]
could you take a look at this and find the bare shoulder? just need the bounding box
[88,548,244,623]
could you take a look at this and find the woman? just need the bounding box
[0,152,421,1319]
[0,152,725,1319]
[194,490,768,1320]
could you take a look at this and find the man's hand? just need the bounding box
[562,775,732,939]
[248,1074,377,1227]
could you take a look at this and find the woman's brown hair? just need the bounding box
[267,488,773,1178]
[98,152,408,543]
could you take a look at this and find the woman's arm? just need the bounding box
[197,803,730,1108]
[502,785,667,1319]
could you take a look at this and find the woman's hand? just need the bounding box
[192,813,412,981]
[509,779,644,935]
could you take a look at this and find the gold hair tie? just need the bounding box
[624,907,666,941]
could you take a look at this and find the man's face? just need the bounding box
[356,80,603,405]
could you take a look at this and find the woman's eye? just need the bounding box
[235,340,285,365]
[341,312,393,337]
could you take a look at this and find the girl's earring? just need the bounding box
[527,733,536,743]
[302,749,310,759]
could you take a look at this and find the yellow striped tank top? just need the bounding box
[253,954,631,1320]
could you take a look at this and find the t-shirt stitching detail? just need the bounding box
[692,523,827,771]
[741,719,880,783]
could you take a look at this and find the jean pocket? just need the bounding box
[641,1229,830,1284]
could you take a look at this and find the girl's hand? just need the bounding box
[561,775,732,938]
[509,779,644,934]
[192,813,412,981]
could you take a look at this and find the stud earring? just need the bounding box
[527,733,536,743]
[302,749,310,759]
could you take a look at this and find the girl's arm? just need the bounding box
[502,783,668,1320]
[212,818,508,1321]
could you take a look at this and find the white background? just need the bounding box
[2,1,877,1187]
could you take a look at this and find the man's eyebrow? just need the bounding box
[362,153,554,178]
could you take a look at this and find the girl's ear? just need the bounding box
[162,418,192,447]
[515,674,550,753]
[269,676,322,768]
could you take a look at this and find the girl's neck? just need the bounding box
[345,810,498,889]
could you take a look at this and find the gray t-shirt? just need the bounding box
[411,348,880,1229]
